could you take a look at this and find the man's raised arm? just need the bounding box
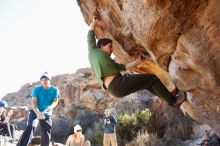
[87,17,99,50]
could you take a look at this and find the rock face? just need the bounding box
[77,0,220,135]
[49,68,112,118]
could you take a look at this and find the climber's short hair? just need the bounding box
[97,38,113,48]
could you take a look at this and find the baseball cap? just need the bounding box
[0,100,8,108]
[40,72,51,81]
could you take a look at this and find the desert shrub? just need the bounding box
[88,119,103,146]
[116,108,151,145]
[126,132,163,146]
[90,130,103,146]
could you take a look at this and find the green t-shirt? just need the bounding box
[87,30,126,87]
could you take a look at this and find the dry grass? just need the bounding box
[126,132,183,146]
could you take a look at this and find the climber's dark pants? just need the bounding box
[108,73,177,105]
[17,110,52,146]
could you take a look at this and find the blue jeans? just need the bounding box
[16,110,52,146]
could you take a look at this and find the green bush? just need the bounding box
[116,108,151,145]
[90,131,103,146]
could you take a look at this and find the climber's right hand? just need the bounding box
[90,16,99,30]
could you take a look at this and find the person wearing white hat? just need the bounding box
[66,124,90,146]
[17,72,61,146]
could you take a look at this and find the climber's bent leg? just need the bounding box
[149,76,177,105]
[108,73,176,104]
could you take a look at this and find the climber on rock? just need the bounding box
[87,16,186,107]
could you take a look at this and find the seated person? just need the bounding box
[66,124,90,146]
[0,100,15,141]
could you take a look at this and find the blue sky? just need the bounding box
[0,0,90,97]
